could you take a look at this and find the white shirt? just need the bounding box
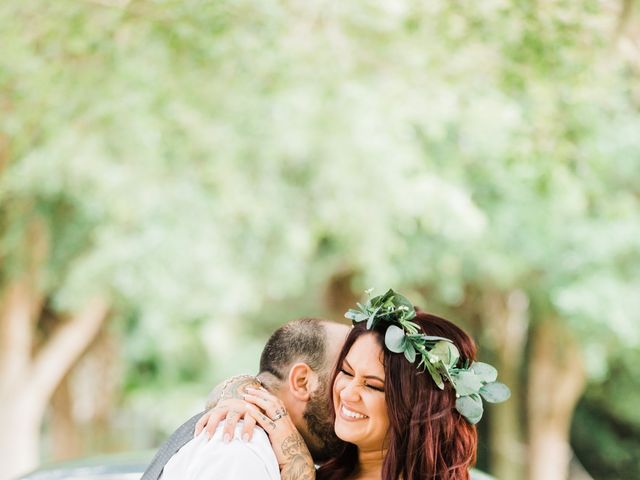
[161,422,280,480]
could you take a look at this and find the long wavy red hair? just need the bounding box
[317,310,478,480]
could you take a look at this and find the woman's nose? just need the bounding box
[340,379,361,402]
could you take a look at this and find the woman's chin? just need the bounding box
[334,418,365,444]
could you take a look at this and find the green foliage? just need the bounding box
[572,348,640,479]
[346,289,509,424]
[1,0,639,468]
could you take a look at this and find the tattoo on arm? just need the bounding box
[281,434,306,458]
[279,432,315,480]
[205,384,224,410]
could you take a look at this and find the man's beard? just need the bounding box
[303,380,346,462]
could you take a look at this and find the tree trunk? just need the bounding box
[481,290,529,480]
[50,373,82,461]
[0,286,109,480]
[324,269,358,321]
[0,394,42,480]
[528,318,586,480]
[615,0,635,38]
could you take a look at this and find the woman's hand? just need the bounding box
[243,387,315,480]
[194,398,258,443]
[197,375,263,441]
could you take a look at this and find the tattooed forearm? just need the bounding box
[281,433,306,457]
[279,432,315,480]
[281,454,315,480]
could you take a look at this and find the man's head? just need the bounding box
[258,318,349,462]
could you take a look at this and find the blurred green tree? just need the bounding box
[1,1,639,480]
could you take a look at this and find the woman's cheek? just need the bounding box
[333,376,346,399]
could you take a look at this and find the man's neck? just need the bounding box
[256,372,282,393]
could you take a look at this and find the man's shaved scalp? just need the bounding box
[259,318,327,381]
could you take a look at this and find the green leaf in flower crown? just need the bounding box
[382,297,395,310]
[367,306,382,329]
[452,371,484,396]
[404,341,416,363]
[420,335,455,344]
[455,394,484,424]
[370,291,389,307]
[430,341,460,369]
[345,309,368,322]
[381,288,396,300]
[424,358,445,389]
[385,325,406,353]
[391,290,414,311]
[479,382,511,403]
[470,362,498,383]
[437,360,455,384]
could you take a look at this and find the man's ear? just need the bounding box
[287,362,318,401]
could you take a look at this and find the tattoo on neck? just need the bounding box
[220,377,262,401]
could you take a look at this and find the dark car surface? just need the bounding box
[20,452,496,480]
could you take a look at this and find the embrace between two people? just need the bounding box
[142,290,510,480]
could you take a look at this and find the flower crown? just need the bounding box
[344,289,510,424]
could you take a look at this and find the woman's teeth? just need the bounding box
[341,405,368,419]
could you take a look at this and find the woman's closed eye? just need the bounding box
[366,383,385,392]
[340,368,385,392]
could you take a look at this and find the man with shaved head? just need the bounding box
[142,317,349,480]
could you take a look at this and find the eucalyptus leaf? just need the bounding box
[392,291,414,311]
[382,288,396,299]
[367,306,382,329]
[385,325,406,353]
[455,394,484,424]
[470,362,498,383]
[424,358,445,389]
[404,341,416,363]
[421,335,454,343]
[438,360,455,384]
[430,341,460,368]
[345,309,368,322]
[452,371,484,396]
[479,382,511,403]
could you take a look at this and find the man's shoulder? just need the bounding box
[162,422,280,480]
[141,410,206,480]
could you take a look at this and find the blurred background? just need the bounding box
[1,1,639,479]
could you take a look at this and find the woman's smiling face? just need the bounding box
[332,333,389,451]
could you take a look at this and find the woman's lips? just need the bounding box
[339,403,369,421]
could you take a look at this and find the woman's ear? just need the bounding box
[287,362,319,401]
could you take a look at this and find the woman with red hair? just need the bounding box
[239,290,509,480]
[316,310,480,480]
